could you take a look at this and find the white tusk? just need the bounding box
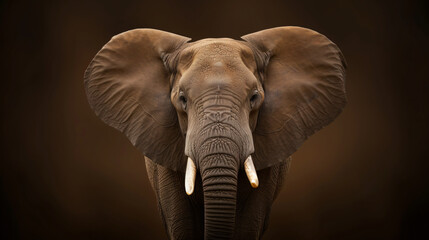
[185,157,196,195]
[244,156,259,188]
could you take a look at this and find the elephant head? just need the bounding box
[84,27,346,239]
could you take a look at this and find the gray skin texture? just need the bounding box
[84,27,346,240]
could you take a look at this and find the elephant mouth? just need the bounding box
[184,155,258,195]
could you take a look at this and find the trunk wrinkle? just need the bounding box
[200,153,239,240]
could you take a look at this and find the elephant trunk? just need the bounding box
[200,152,239,240]
[186,97,254,239]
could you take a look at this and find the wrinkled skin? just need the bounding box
[84,27,346,239]
[145,157,290,239]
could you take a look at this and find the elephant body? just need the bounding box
[145,157,290,239]
[84,26,346,239]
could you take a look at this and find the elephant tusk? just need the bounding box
[244,156,259,188]
[185,157,196,195]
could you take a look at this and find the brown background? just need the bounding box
[1,0,428,239]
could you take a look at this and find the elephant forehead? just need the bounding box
[180,57,257,92]
[192,38,240,54]
[181,39,255,64]
[176,39,259,97]
[196,41,240,59]
[181,40,256,76]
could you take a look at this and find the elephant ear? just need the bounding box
[84,29,191,172]
[242,26,347,170]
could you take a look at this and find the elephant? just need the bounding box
[84,26,346,239]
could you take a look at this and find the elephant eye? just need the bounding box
[250,90,259,109]
[179,95,187,103]
[179,91,187,110]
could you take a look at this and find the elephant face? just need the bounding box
[84,27,346,239]
[169,39,262,164]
